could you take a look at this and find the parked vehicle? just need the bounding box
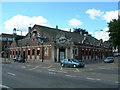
[17,57,25,63]
[12,57,25,63]
[60,58,85,68]
[104,57,114,63]
[12,57,19,62]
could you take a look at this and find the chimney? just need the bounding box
[69,29,71,32]
[28,27,31,33]
[56,25,58,29]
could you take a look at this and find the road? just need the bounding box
[1,57,119,89]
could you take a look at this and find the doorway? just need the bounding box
[59,49,65,61]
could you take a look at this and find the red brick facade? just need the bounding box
[9,25,113,63]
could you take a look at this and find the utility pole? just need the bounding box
[41,29,44,62]
[93,30,103,61]
[17,30,23,59]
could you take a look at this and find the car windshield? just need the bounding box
[107,57,113,59]
[70,58,80,63]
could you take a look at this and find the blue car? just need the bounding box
[60,58,85,68]
[12,57,25,63]
[12,57,19,62]
[104,57,114,63]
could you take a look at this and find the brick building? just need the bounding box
[0,33,24,58]
[9,25,113,63]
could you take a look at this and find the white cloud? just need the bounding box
[86,8,104,19]
[4,14,49,35]
[62,28,73,32]
[90,27,109,41]
[102,10,118,22]
[69,18,82,26]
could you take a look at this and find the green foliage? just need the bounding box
[73,28,88,34]
[108,19,120,47]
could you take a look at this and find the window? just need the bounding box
[28,50,30,55]
[73,48,78,56]
[44,47,49,56]
[13,51,14,55]
[37,50,40,55]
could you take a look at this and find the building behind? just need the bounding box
[0,33,24,58]
[9,25,113,63]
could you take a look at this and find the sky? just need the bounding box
[1,1,119,41]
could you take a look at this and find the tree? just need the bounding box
[73,28,88,34]
[108,18,120,47]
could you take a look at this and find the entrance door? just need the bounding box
[59,49,65,60]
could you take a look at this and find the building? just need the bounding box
[112,46,120,56]
[9,25,113,63]
[0,33,24,58]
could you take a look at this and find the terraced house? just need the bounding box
[9,25,113,63]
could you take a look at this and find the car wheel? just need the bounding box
[73,64,77,68]
[61,63,64,67]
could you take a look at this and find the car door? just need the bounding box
[67,59,73,67]
[63,59,68,66]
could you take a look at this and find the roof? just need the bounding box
[12,24,111,48]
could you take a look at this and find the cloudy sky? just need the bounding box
[1,1,119,41]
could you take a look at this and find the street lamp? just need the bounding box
[16,30,23,59]
[93,30,103,61]
[36,29,45,62]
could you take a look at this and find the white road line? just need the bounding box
[65,75,73,77]
[26,65,30,66]
[96,79,101,81]
[115,81,119,83]
[21,66,26,68]
[49,72,56,74]
[49,69,55,72]
[30,65,40,70]
[8,72,16,76]
[0,84,10,88]
[57,71,67,73]
[87,77,95,80]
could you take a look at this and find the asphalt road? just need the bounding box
[2,61,119,89]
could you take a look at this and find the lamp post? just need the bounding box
[16,30,23,59]
[93,30,103,61]
[41,28,44,62]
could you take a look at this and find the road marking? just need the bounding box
[26,65,31,66]
[60,67,63,70]
[115,81,119,83]
[75,68,80,72]
[49,69,55,72]
[8,72,16,76]
[99,67,105,69]
[96,79,101,81]
[21,66,26,68]
[65,75,73,77]
[49,72,56,74]
[47,65,53,69]
[57,71,67,73]
[30,65,41,70]
[87,77,95,80]
[89,68,93,70]
[0,84,10,89]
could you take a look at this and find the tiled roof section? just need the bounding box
[102,41,112,48]
[31,25,88,43]
[17,37,31,47]
[16,24,111,48]
[32,25,101,45]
